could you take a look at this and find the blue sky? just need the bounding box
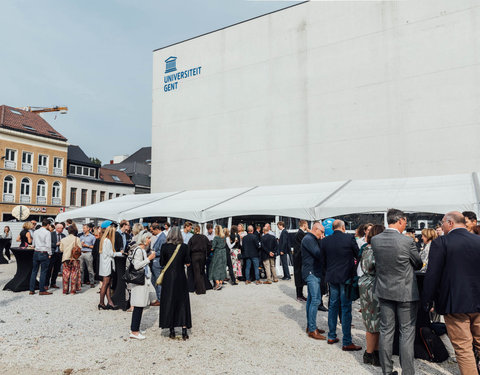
[0,0,299,163]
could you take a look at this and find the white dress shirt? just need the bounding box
[33,227,52,255]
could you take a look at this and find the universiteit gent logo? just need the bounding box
[165,56,177,73]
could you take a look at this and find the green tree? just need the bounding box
[89,157,102,165]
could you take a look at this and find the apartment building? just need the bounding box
[0,105,67,221]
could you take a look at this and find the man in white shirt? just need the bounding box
[29,219,53,295]
[182,221,193,243]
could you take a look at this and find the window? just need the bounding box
[10,109,22,115]
[3,176,14,202]
[91,190,96,204]
[116,193,120,198]
[20,178,31,203]
[109,192,113,200]
[53,157,63,175]
[36,180,47,204]
[89,169,95,177]
[38,155,48,174]
[69,164,96,178]
[100,191,105,202]
[4,149,16,169]
[70,188,77,206]
[111,175,121,182]
[52,182,61,205]
[81,189,87,206]
[22,124,36,131]
[21,151,33,172]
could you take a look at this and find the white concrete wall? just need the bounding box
[66,179,134,209]
[152,1,480,192]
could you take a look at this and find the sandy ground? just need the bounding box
[0,260,459,375]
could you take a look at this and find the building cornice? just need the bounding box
[0,127,68,147]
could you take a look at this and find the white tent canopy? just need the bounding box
[56,172,480,223]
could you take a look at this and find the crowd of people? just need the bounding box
[5,208,480,375]
[301,209,480,375]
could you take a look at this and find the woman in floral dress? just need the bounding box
[358,224,384,367]
[227,225,242,280]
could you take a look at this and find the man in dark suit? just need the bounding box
[277,221,291,280]
[321,219,361,351]
[242,225,261,285]
[47,223,65,288]
[293,220,308,301]
[372,208,422,375]
[260,226,278,284]
[423,211,480,375]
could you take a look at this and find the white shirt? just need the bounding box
[99,238,122,276]
[33,227,52,255]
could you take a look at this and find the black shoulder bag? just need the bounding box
[123,247,145,285]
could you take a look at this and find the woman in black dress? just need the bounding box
[17,222,33,247]
[159,226,192,340]
[188,225,209,295]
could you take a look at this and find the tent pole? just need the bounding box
[471,172,480,217]
[383,212,388,227]
[227,217,232,229]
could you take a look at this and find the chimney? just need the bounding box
[110,160,113,164]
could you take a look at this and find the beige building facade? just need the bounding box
[0,105,68,220]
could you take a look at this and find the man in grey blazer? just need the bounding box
[371,209,423,375]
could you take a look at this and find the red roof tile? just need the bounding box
[99,168,134,185]
[0,105,67,141]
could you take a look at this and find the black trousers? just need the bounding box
[225,247,236,282]
[47,252,63,287]
[191,252,206,294]
[280,253,292,279]
[2,240,11,260]
[293,252,304,297]
[131,306,144,332]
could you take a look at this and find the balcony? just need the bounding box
[4,160,16,169]
[36,196,46,204]
[52,197,61,205]
[38,165,48,174]
[20,195,31,204]
[2,193,14,202]
[22,163,32,172]
[53,167,63,176]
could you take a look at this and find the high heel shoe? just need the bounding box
[98,304,107,310]
[107,304,119,310]
[169,328,175,339]
[182,328,189,340]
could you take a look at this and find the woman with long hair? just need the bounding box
[92,227,104,287]
[209,225,227,290]
[358,224,385,367]
[159,227,192,340]
[98,226,123,309]
[188,225,209,294]
[60,226,82,295]
[227,225,242,282]
[1,226,12,261]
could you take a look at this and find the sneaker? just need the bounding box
[129,333,145,340]
[130,330,146,335]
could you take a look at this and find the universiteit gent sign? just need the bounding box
[163,56,202,93]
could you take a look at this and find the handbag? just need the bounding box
[123,247,145,285]
[156,244,181,285]
[71,238,82,260]
[345,276,360,301]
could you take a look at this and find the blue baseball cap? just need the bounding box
[100,220,112,229]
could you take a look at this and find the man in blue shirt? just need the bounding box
[80,224,96,288]
[150,222,167,306]
[301,221,326,340]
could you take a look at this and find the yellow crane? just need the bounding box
[19,106,68,114]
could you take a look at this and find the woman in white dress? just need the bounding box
[129,231,156,340]
[98,226,123,310]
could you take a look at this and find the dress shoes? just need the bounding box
[342,343,362,351]
[307,330,326,340]
[150,300,160,306]
[317,304,328,312]
[245,280,251,285]
[264,281,272,284]
[29,291,35,295]
[50,285,59,289]
[306,327,325,334]
[255,280,262,285]
[273,279,279,283]
[39,291,52,295]
[327,338,339,345]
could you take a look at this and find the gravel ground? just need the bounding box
[0,261,458,375]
